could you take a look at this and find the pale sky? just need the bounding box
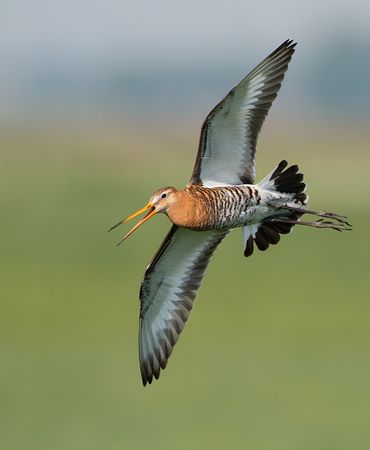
[1,0,369,64]
[0,0,369,121]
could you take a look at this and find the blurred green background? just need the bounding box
[1,1,370,449]
[1,125,369,450]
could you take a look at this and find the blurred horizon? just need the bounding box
[1,0,370,124]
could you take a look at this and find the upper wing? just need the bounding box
[139,225,228,385]
[191,40,296,187]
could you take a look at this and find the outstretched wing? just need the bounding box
[139,225,228,385]
[191,40,296,187]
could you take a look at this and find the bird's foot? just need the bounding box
[271,217,352,232]
[268,202,352,227]
[310,211,351,226]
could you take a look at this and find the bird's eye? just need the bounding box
[161,193,167,199]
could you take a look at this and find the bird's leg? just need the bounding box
[268,201,351,226]
[270,218,352,232]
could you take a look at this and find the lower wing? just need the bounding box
[139,225,229,385]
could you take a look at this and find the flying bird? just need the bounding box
[109,40,351,386]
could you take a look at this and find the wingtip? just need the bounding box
[141,368,163,386]
[140,361,153,387]
[277,39,297,53]
[267,39,297,62]
[141,373,152,387]
[283,39,297,48]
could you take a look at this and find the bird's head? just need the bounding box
[148,186,178,212]
[108,187,177,245]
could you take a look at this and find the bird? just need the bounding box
[109,40,351,386]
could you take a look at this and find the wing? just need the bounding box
[191,40,296,187]
[139,225,228,385]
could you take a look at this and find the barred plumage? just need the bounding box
[171,185,258,230]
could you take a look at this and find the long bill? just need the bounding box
[108,203,157,246]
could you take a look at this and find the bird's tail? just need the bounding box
[243,160,306,257]
[258,159,307,204]
[243,160,351,257]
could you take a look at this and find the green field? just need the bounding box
[1,124,369,450]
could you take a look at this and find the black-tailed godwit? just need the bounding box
[109,40,351,385]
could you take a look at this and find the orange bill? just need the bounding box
[108,203,157,246]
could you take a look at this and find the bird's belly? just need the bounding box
[216,206,270,229]
[213,201,280,231]
[211,187,297,230]
[211,196,265,230]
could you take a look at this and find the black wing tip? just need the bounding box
[142,376,150,387]
[281,39,297,50]
[141,364,153,386]
[141,369,160,387]
[269,40,297,59]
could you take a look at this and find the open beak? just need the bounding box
[108,203,157,246]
